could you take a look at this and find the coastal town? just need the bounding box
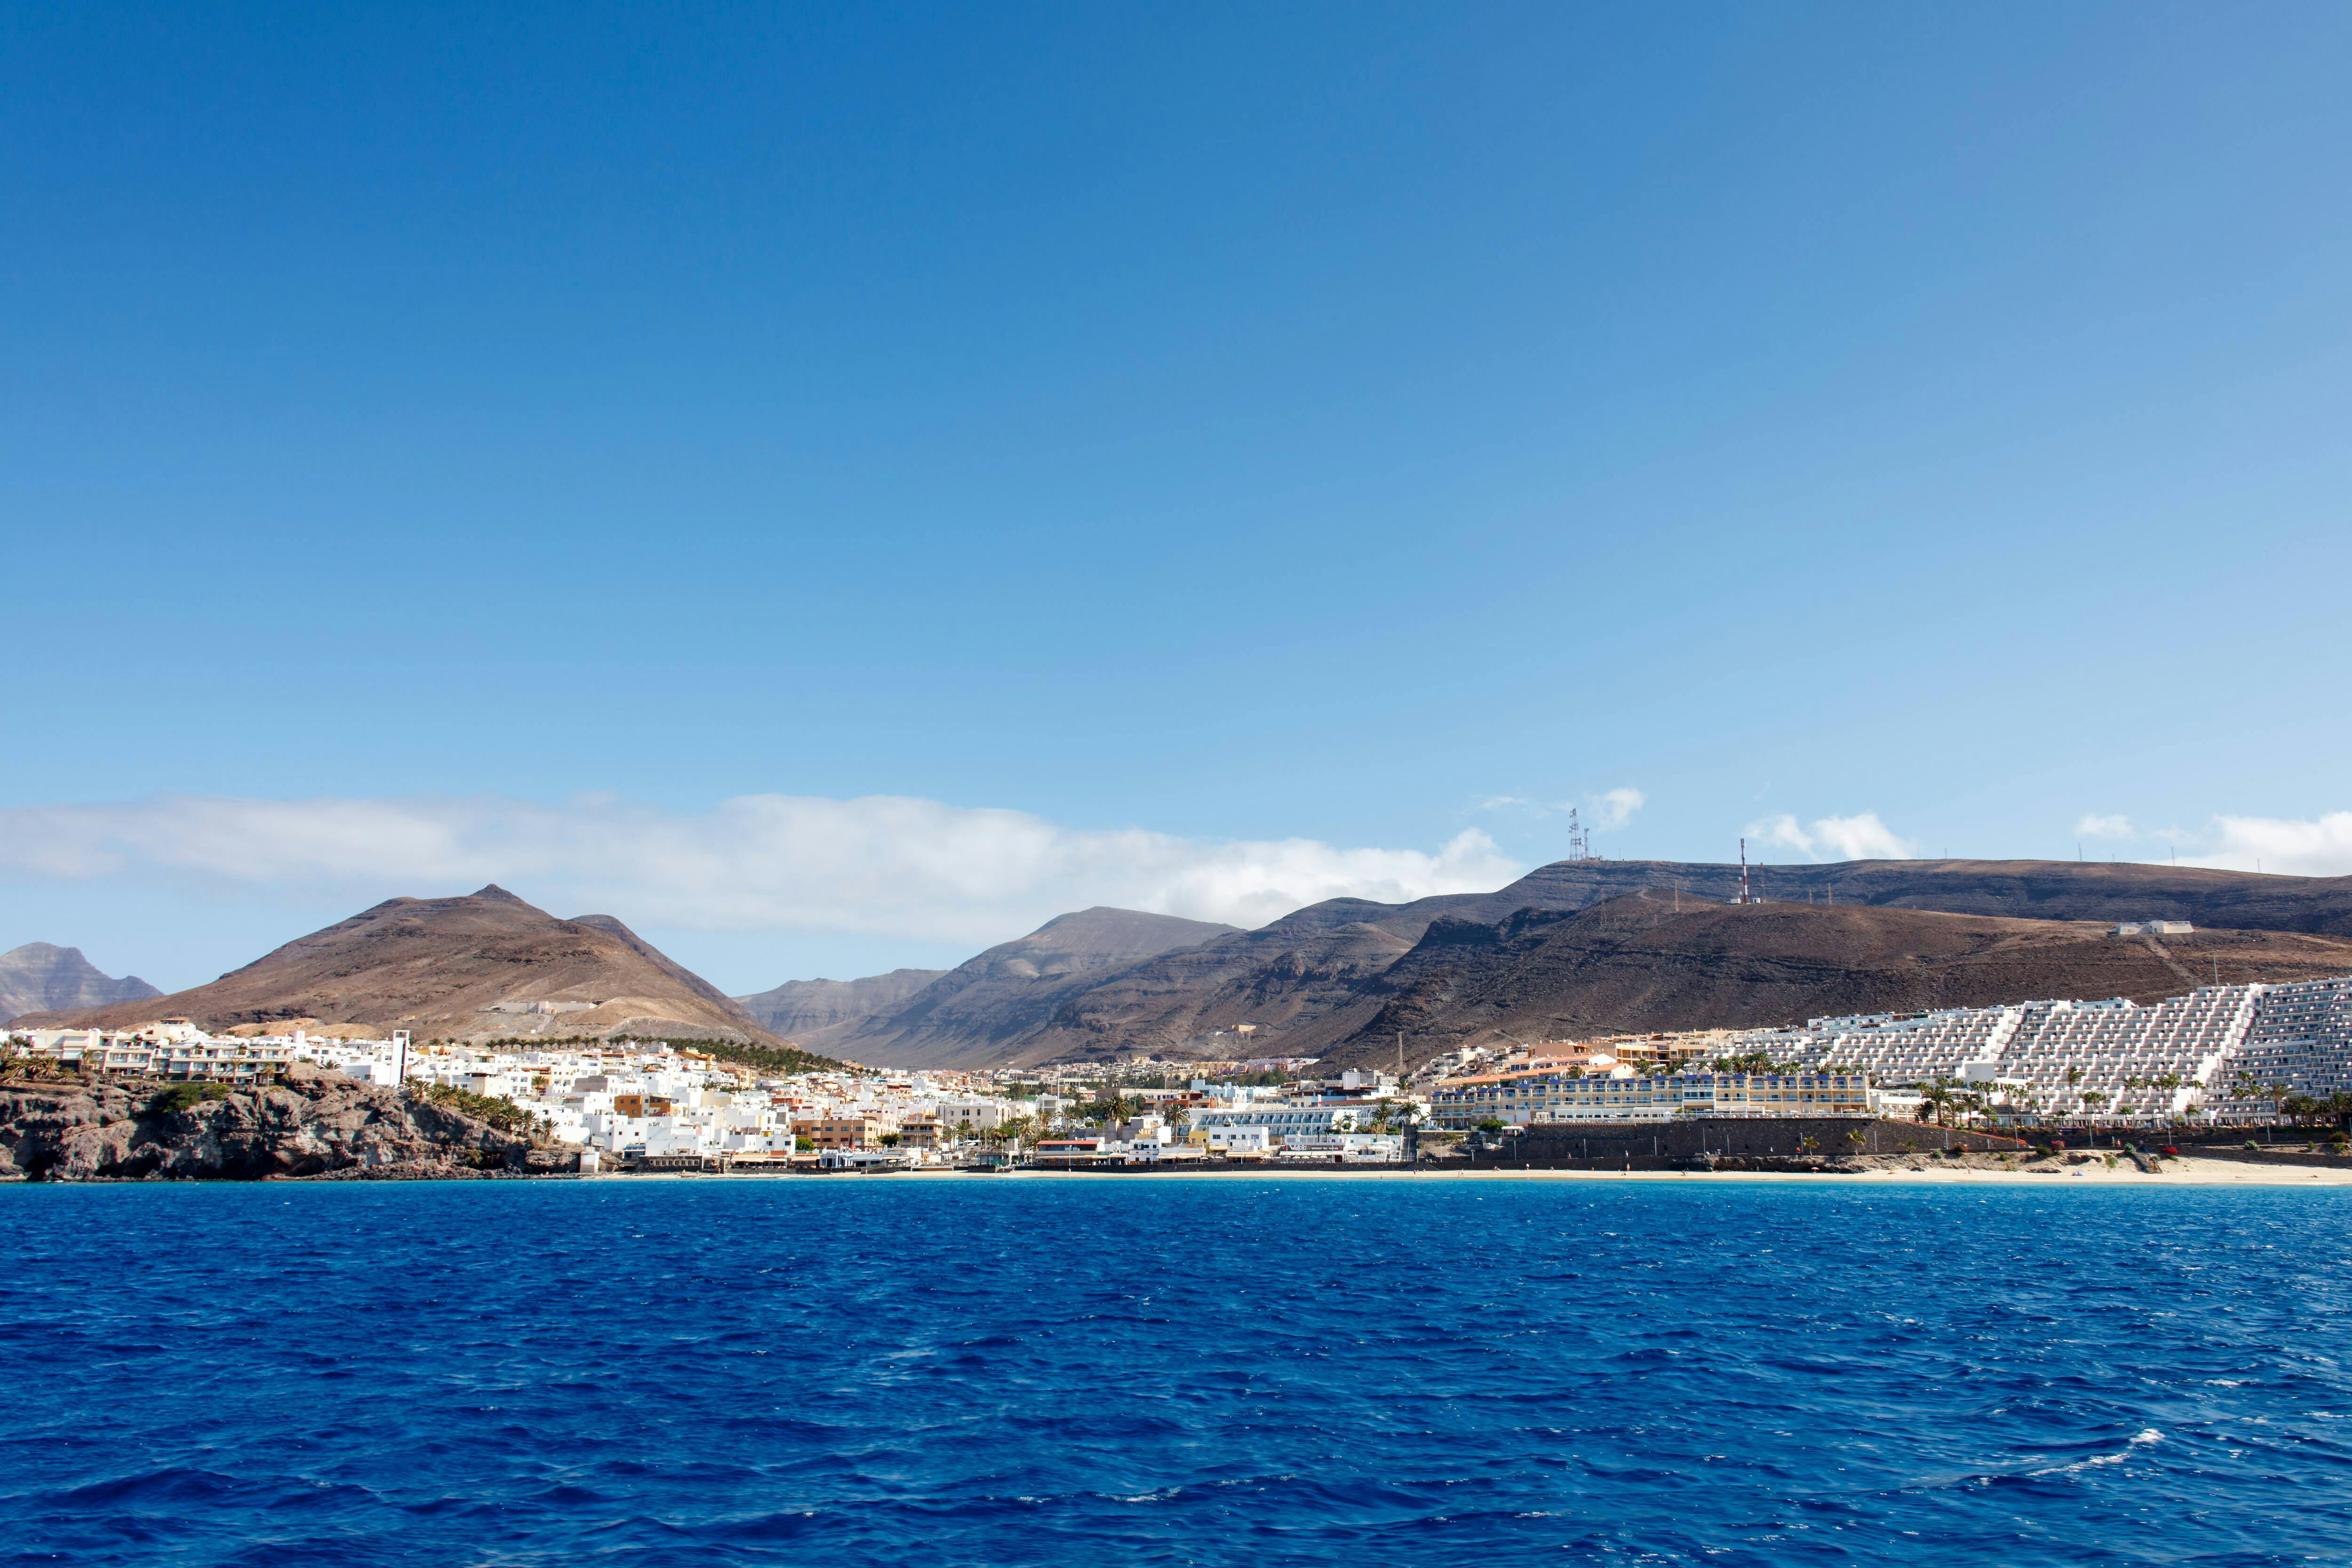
[9,955,2350,1173]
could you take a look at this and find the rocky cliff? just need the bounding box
[0,1063,568,1181]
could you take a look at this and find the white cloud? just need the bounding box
[1474,786,1645,830]
[1747,811,1917,862]
[2076,813,2133,839]
[2187,812,2352,877]
[0,792,1527,943]
[1594,787,1645,830]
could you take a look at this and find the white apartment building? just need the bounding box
[2228,976,2352,1107]
[1749,983,2266,1122]
[1187,1105,1367,1141]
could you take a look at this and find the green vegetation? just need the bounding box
[407,1081,536,1132]
[3,1053,77,1082]
[2277,1092,2352,1129]
[474,1033,847,1076]
[1075,1094,1138,1126]
[1708,1050,1804,1075]
[1195,1068,1289,1087]
[686,1037,848,1076]
[148,1083,230,1113]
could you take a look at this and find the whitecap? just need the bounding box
[2028,1429,2159,1476]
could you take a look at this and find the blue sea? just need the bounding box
[6,1177,2349,1567]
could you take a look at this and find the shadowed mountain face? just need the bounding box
[1306,893,2352,1072]
[0,944,161,1024]
[734,970,948,1042]
[787,859,2352,1068]
[16,887,781,1045]
[789,907,1241,1066]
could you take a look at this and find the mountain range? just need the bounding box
[739,908,1238,1061]
[1303,892,2352,1071]
[729,858,2352,1069]
[0,944,161,1024]
[20,857,2352,1072]
[14,886,784,1046]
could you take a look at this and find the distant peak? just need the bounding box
[471,884,524,902]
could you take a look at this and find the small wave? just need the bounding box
[2030,1429,2161,1476]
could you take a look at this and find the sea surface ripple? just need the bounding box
[4,1178,2349,1566]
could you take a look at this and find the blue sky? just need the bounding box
[5,2,2349,994]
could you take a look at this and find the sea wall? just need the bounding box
[1474,1117,2024,1170]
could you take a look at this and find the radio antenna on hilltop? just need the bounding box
[1565,807,1591,863]
[1735,837,1761,904]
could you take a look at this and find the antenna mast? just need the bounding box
[1565,808,1591,863]
[1735,838,1761,904]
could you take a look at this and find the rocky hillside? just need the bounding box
[785,907,1240,1066]
[0,1062,569,1180]
[735,968,947,1042]
[14,886,783,1046]
[1308,893,2352,1071]
[798,858,2352,1067]
[0,944,160,1023]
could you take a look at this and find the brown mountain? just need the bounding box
[795,907,1241,1067]
[0,944,161,1024]
[734,969,948,1043]
[1309,893,2352,1071]
[810,858,2352,1067]
[15,886,783,1046]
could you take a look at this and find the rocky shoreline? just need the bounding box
[0,1064,575,1181]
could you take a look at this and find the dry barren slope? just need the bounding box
[942,859,2352,1066]
[817,908,1242,1067]
[1314,893,2352,1071]
[734,969,949,1046]
[18,886,783,1045]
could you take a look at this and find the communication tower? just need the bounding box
[1732,837,1764,904]
[1565,808,1591,862]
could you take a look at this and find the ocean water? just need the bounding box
[5,1177,2349,1568]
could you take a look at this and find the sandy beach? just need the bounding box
[936,1156,2352,1188]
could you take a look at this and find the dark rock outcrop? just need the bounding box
[0,1063,556,1181]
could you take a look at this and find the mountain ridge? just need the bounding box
[774,859,2352,1067]
[16,886,784,1046]
[0,944,162,1024]
[1308,892,2352,1072]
